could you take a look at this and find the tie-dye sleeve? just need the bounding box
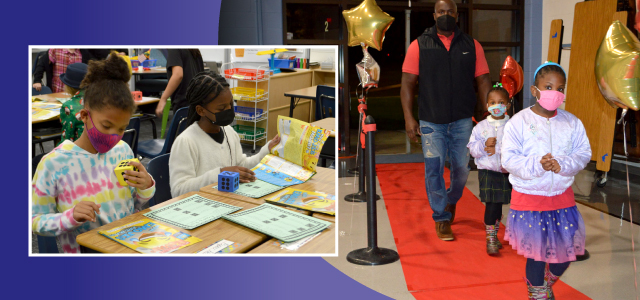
[31,156,83,236]
[133,175,156,211]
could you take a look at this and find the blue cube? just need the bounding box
[218,171,240,192]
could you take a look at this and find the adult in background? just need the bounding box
[155,49,204,116]
[33,50,53,92]
[48,49,83,93]
[401,0,492,241]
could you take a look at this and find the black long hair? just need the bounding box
[185,70,230,125]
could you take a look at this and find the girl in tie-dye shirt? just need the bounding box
[32,54,155,253]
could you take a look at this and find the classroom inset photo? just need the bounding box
[30,46,337,255]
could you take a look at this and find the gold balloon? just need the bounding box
[342,0,394,51]
[595,20,640,111]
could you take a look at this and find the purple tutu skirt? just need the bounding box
[504,206,585,263]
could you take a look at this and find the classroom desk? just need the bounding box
[310,118,335,137]
[31,96,160,125]
[311,212,335,223]
[247,223,335,254]
[76,192,269,254]
[33,92,72,103]
[131,67,167,75]
[199,167,335,209]
[134,97,161,106]
[284,86,318,118]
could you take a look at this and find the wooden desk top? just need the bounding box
[33,92,72,103]
[313,69,336,73]
[284,86,318,99]
[199,167,335,208]
[76,192,269,254]
[248,223,335,254]
[134,97,160,106]
[311,118,335,137]
[271,68,313,79]
[311,212,335,223]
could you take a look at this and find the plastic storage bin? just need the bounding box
[268,58,294,69]
[234,106,265,120]
[142,59,157,68]
[230,87,266,101]
[224,68,266,80]
[130,60,141,69]
[232,125,266,141]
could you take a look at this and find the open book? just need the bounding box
[251,116,331,187]
[99,219,201,253]
[265,188,335,215]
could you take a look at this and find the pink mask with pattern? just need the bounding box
[86,112,122,153]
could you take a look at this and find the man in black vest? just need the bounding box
[401,0,491,241]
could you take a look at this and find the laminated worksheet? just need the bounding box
[143,194,242,229]
[252,116,330,187]
[222,203,331,242]
[213,179,285,198]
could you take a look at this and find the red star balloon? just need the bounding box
[500,56,524,98]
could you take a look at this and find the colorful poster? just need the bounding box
[99,219,201,254]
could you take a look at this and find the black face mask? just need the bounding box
[436,14,457,32]
[203,107,235,127]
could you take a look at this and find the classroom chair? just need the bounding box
[32,154,60,254]
[320,95,335,118]
[314,85,335,121]
[32,86,52,96]
[137,107,189,159]
[122,117,140,157]
[146,153,171,206]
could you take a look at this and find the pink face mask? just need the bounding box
[535,87,565,111]
[86,112,123,153]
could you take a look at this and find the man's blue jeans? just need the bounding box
[419,118,473,222]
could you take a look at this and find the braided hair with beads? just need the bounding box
[185,70,231,126]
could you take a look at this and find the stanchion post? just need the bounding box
[346,115,400,266]
[344,99,380,202]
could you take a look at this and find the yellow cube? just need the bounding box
[114,158,139,186]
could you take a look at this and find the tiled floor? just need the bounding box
[329,157,640,299]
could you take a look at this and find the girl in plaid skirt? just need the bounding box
[467,83,512,255]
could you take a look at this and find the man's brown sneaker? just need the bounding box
[435,221,454,241]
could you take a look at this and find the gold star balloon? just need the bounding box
[342,0,394,51]
[595,20,640,111]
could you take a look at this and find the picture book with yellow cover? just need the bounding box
[265,188,335,215]
[99,219,201,253]
[252,116,331,187]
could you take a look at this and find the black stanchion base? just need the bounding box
[344,191,380,202]
[347,167,359,175]
[347,247,400,266]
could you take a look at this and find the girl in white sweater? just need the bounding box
[169,71,280,196]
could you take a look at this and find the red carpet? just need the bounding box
[376,163,591,300]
